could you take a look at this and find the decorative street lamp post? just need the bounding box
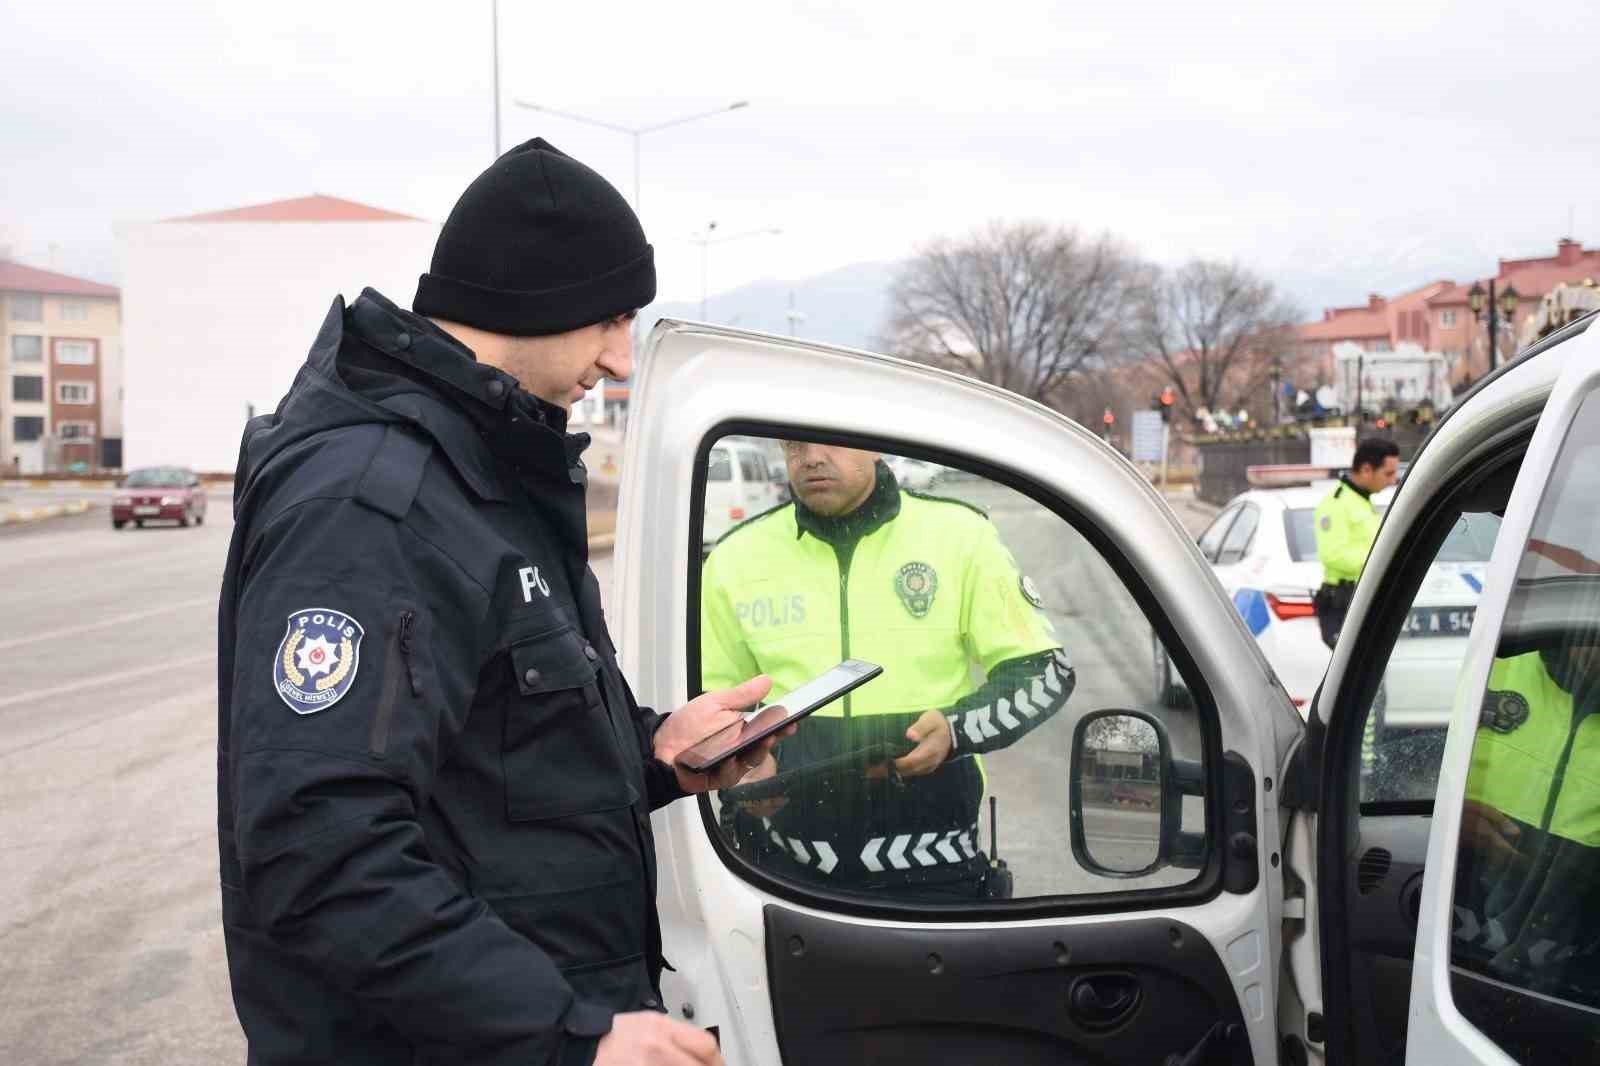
[1467,279,1521,373]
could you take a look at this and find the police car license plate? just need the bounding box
[133,505,160,515]
[1402,606,1475,637]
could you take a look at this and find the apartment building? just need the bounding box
[0,260,122,474]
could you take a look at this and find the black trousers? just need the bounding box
[1314,582,1355,649]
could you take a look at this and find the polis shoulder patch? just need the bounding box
[1480,689,1530,734]
[1319,515,1332,531]
[274,607,365,715]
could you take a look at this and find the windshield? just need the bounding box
[1285,506,1500,563]
[124,467,189,488]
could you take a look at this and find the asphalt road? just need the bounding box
[0,482,1213,1062]
[0,491,240,1065]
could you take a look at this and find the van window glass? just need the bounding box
[1447,392,1600,1055]
[695,432,1213,907]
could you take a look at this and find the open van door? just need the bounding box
[614,321,1302,1065]
[1308,314,1600,1065]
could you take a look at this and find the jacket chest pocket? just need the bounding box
[503,624,637,822]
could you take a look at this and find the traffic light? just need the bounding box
[1152,386,1176,423]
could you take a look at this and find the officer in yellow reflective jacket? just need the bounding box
[1312,437,1399,648]
[701,441,1072,901]
[1455,644,1600,991]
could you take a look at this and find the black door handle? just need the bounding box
[1068,972,1143,1030]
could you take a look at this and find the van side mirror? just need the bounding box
[1069,709,1178,878]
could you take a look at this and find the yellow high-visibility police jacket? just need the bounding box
[700,470,1071,884]
[1467,651,1600,846]
[1314,478,1381,585]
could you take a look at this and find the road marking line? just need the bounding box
[0,653,215,711]
[0,596,215,651]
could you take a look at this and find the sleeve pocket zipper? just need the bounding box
[371,609,423,756]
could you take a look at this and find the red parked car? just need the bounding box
[112,466,208,529]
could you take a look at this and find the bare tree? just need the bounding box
[1136,260,1301,423]
[880,222,1147,404]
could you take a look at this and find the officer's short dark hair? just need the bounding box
[1352,437,1400,473]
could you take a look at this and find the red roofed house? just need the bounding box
[0,259,122,474]
[1295,240,1600,394]
[118,195,441,471]
[1426,239,1600,383]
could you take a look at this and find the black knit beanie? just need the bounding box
[414,137,655,336]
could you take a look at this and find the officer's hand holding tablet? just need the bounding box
[667,660,884,791]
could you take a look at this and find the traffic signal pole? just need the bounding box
[1161,421,1170,493]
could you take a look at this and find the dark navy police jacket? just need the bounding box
[217,289,684,1065]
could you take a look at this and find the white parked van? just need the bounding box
[702,438,785,550]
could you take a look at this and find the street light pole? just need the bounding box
[491,0,501,158]
[690,223,783,322]
[511,99,748,214]
[785,290,806,336]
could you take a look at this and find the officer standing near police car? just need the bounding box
[217,138,776,1066]
[701,440,1074,901]
[1312,437,1400,647]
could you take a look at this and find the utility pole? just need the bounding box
[1355,354,1364,425]
[491,0,501,158]
[785,290,807,336]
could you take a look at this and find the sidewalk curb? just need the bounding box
[1,479,118,490]
[0,499,92,526]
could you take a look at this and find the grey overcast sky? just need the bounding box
[4,0,1598,311]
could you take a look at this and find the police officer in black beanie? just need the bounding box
[217,137,779,1066]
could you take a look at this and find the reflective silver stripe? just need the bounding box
[861,837,886,872]
[855,824,980,871]
[964,703,999,746]
[886,834,912,869]
[813,841,839,874]
[1029,675,1049,708]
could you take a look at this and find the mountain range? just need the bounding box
[640,260,897,351]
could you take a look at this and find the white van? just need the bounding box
[703,439,784,549]
[616,310,1600,1066]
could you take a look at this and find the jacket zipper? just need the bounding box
[834,543,855,719]
[370,609,419,756]
[397,610,423,697]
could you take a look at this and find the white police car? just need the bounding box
[1199,483,1494,718]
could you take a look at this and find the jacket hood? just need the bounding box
[233,289,583,519]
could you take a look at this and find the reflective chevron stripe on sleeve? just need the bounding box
[947,649,1075,755]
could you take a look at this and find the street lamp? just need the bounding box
[690,222,783,320]
[511,99,748,214]
[785,290,807,336]
[1467,278,1521,373]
